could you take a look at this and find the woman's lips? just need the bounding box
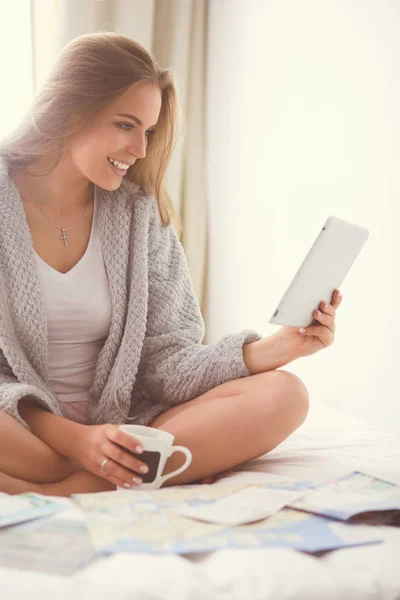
[107,159,127,177]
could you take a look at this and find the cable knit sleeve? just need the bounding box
[134,198,263,407]
[0,348,62,429]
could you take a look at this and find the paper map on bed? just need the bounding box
[171,486,306,525]
[72,474,385,555]
[0,517,97,575]
[288,471,400,523]
[0,492,65,528]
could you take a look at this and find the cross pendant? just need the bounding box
[60,229,68,247]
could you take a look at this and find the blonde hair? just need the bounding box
[0,32,183,230]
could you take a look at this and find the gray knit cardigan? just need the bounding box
[0,161,262,430]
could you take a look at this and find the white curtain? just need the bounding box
[30,0,209,310]
[0,1,33,136]
[205,0,399,435]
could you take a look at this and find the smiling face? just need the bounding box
[68,81,162,190]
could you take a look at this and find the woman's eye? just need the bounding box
[117,123,156,137]
[117,122,134,132]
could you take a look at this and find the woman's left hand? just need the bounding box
[275,289,343,361]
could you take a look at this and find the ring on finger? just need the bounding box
[100,458,110,470]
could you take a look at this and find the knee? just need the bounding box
[252,369,309,424]
[276,370,310,423]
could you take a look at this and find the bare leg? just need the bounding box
[0,411,113,496]
[0,411,77,483]
[0,471,43,495]
[0,468,115,496]
[150,370,309,486]
[0,412,115,496]
[0,370,308,496]
[39,470,115,496]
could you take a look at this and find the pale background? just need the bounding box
[204,1,399,436]
[1,0,398,435]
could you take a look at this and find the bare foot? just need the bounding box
[200,475,218,484]
[190,475,218,485]
[0,471,42,495]
[0,466,117,497]
[40,470,116,497]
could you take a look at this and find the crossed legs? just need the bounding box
[151,370,309,485]
[0,370,309,496]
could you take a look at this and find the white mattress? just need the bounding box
[2,401,400,600]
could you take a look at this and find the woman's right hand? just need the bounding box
[72,424,149,489]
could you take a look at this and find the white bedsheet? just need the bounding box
[2,401,400,600]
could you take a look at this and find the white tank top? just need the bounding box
[35,186,113,424]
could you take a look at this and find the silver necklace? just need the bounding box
[31,194,91,247]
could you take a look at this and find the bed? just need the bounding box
[2,400,400,600]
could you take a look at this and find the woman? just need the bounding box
[0,32,341,497]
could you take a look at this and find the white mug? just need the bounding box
[117,425,192,491]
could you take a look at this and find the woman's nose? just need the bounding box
[127,137,147,160]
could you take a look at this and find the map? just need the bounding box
[0,517,97,575]
[1,471,396,574]
[0,492,64,528]
[289,471,400,524]
[72,474,385,555]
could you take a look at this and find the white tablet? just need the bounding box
[269,216,369,328]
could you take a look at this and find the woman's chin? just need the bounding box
[93,176,123,192]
